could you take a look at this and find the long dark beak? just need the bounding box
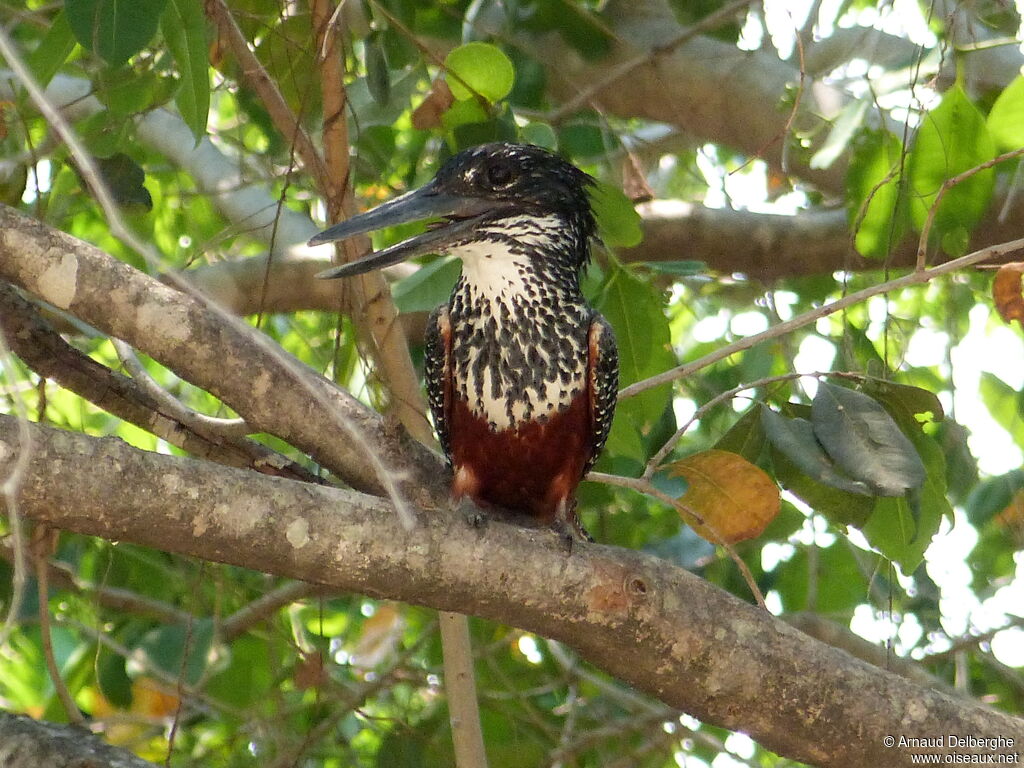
[308,181,498,280]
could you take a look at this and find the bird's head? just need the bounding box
[308,143,597,279]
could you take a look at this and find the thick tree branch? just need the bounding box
[0,203,446,503]
[2,415,1020,768]
[0,282,321,483]
[0,713,157,768]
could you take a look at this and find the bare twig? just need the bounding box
[915,146,1024,269]
[439,610,489,768]
[0,302,32,652]
[221,581,327,641]
[204,0,329,191]
[112,339,252,439]
[620,236,1024,399]
[310,4,485,765]
[32,526,85,725]
[0,283,323,483]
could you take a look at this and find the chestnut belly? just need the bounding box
[448,390,592,523]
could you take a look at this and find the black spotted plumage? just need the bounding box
[310,142,620,538]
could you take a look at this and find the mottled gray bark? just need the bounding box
[0,713,158,768]
[2,415,1021,768]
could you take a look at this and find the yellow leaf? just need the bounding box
[668,449,781,543]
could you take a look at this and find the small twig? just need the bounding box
[0,541,192,624]
[0,284,323,483]
[0,313,32,652]
[620,236,1024,399]
[732,2,806,176]
[923,615,1024,662]
[439,611,490,768]
[32,526,85,725]
[915,146,1024,269]
[221,581,327,641]
[546,0,756,123]
[112,339,252,438]
[644,372,804,478]
[204,0,329,191]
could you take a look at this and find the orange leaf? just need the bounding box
[995,489,1024,548]
[993,262,1024,325]
[667,449,781,544]
[412,78,454,130]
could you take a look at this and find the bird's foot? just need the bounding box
[552,500,593,553]
[452,496,488,529]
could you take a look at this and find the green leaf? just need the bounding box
[811,98,869,170]
[588,181,642,248]
[978,372,1024,451]
[908,84,996,255]
[135,620,215,686]
[846,129,909,259]
[811,382,926,497]
[365,32,391,106]
[987,75,1024,153]
[761,406,872,495]
[98,649,133,708]
[95,153,153,211]
[520,121,557,150]
[206,636,273,708]
[861,495,935,574]
[440,98,490,132]
[965,470,1024,526]
[850,392,950,572]
[26,11,78,89]
[96,68,160,115]
[714,406,766,463]
[770,446,875,528]
[594,262,675,459]
[858,378,944,423]
[444,42,514,103]
[636,260,706,277]
[392,258,461,314]
[66,0,168,65]
[161,0,210,144]
[777,543,868,613]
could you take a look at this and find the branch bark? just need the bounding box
[2,415,1021,768]
[0,203,446,503]
[0,712,157,768]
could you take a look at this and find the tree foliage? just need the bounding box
[0,0,1023,766]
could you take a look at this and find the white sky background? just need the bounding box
[690,0,1024,678]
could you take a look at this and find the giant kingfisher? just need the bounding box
[308,143,618,540]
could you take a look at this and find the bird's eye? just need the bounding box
[485,161,515,188]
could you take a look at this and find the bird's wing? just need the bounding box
[424,305,453,464]
[584,313,618,476]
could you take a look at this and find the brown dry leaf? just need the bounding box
[621,153,653,204]
[668,449,781,544]
[294,650,327,690]
[412,78,454,130]
[993,262,1024,325]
